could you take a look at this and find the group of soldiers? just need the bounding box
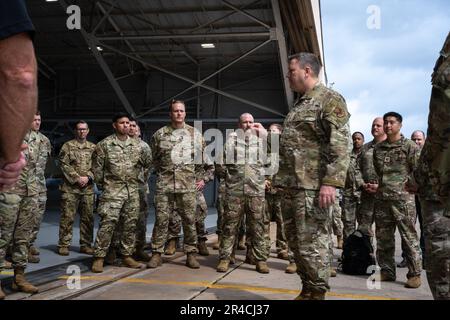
[0,32,449,301]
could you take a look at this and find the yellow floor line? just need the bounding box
[58,275,401,300]
[0,271,14,275]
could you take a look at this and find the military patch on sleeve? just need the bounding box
[334,106,346,118]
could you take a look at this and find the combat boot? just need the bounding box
[147,253,162,268]
[230,252,236,265]
[12,268,38,294]
[0,281,5,300]
[237,235,246,250]
[295,288,311,300]
[375,272,396,282]
[216,260,230,273]
[58,246,69,256]
[133,249,151,262]
[29,246,40,256]
[212,235,221,250]
[28,252,40,264]
[285,262,297,274]
[309,291,326,300]
[186,253,200,269]
[164,239,177,255]
[245,250,256,265]
[330,267,337,277]
[256,261,270,274]
[91,258,104,273]
[337,236,344,249]
[198,239,210,256]
[122,256,143,269]
[80,246,94,255]
[277,250,289,260]
[405,276,421,289]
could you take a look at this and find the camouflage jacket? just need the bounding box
[418,32,450,202]
[35,131,52,194]
[5,130,40,196]
[359,140,380,185]
[218,131,268,197]
[137,138,152,194]
[265,132,281,195]
[58,139,96,194]
[275,83,352,191]
[343,149,364,198]
[150,124,204,194]
[373,135,420,200]
[92,134,152,199]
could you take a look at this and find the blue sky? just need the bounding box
[321,0,449,140]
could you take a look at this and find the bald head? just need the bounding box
[239,113,254,131]
[411,130,425,148]
[371,117,386,140]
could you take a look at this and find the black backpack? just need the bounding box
[341,230,376,275]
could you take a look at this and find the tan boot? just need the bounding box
[310,291,326,300]
[29,246,40,256]
[58,247,69,256]
[238,235,246,250]
[277,250,289,260]
[147,253,162,268]
[256,261,270,274]
[212,235,221,250]
[405,276,421,289]
[285,262,297,274]
[28,252,40,264]
[186,253,200,269]
[216,260,230,273]
[198,240,210,256]
[330,267,337,277]
[337,236,344,249]
[133,249,151,262]
[91,258,104,273]
[0,281,5,300]
[122,256,143,269]
[12,268,39,294]
[164,239,177,256]
[80,246,94,255]
[295,287,311,300]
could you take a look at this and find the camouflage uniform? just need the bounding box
[150,124,203,254]
[215,177,226,236]
[275,83,351,295]
[357,140,380,238]
[331,190,343,238]
[415,32,450,300]
[28,132,51,249]
[218,131,269,262]
[0,131,40,269]
[373,135,422,280]
[57,139,96,249]
[92,134,152,258]
[342,150,363,240]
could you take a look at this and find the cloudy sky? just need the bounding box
[321,0,449,140]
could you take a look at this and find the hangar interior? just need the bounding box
[28,0,324,204]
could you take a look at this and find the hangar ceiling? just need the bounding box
[27,0,323,143]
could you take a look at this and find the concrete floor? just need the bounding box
[1,208,433,300]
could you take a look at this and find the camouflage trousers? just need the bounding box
[29,192,47,248]
[220,194,268,262]
[135,189,150,250]
[281,188,332,294]
[58,192,94,248]
[167,191,209,242]
[93,193,139,258]
[342,195,361,240]
[216,189,225,235]
[374,198,422,279]
[266,193,288,252]
[151,192,198,254]
[420,198,450,300]
[357,192,376,238]
[331,200,343,238]
[0,193,37,269]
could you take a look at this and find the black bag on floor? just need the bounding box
[341,230,376,275]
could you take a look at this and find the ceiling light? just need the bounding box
[46,0,58,2]
[201,43,215,49]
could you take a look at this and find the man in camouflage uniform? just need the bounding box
[331,190,344,249]
[27,112,51,263]
[147,100,204,269]
[0,114,47,295]
[373,112,422,288]
[342,132,364,241]
[216,113,270,274]
[274,53,351,300]
[90,113,152,273]
[357,117,386,240]
[57,120,96,256]
[415,32,450,300]
[212,176,226,250]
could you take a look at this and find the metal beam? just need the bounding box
[91,0,118,34]
[59,0,136,117]
[221,0,272,29]
[271,0,294,109]
[96,32,271,41]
